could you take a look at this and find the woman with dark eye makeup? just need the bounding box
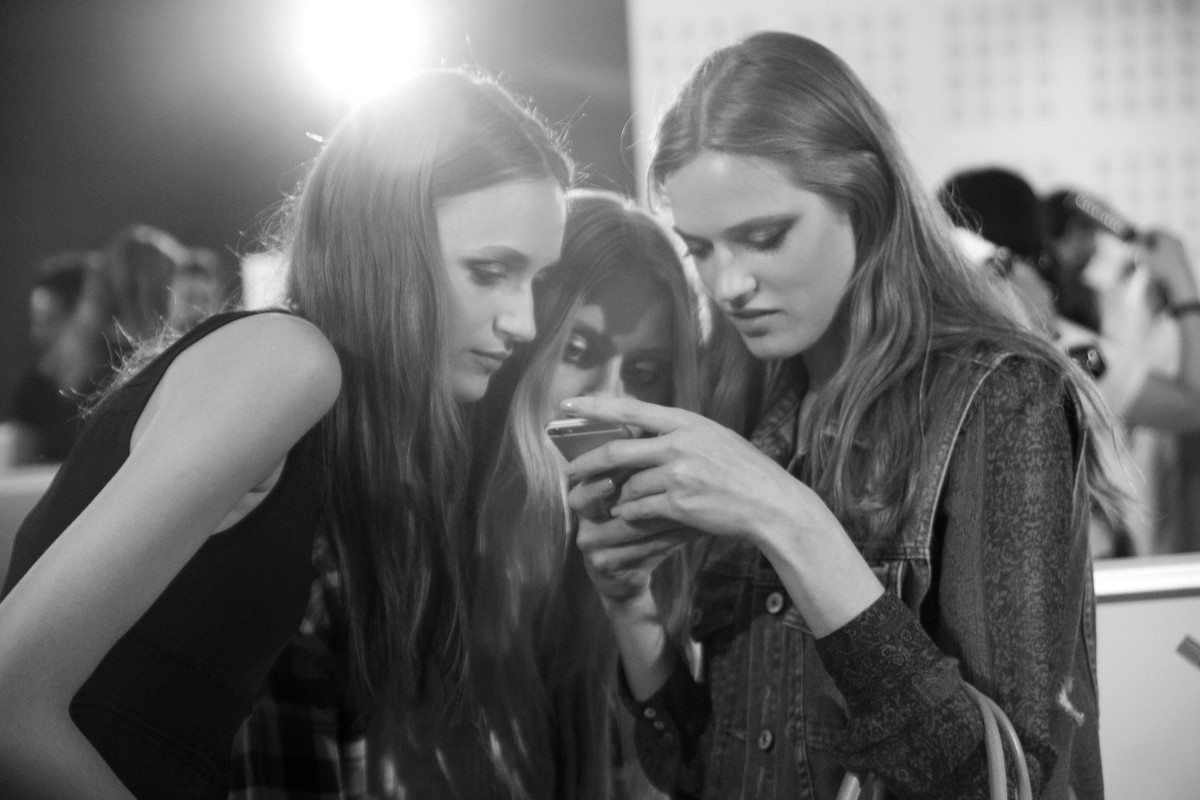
[562,32,1122,800]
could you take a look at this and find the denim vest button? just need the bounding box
[643,707,657,720]
[765,591,785,614]
[652,719,666,731]
[757,729,774,751]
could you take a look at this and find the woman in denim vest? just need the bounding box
[562,32,1121,799]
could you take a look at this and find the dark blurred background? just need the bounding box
[0,0,634,412]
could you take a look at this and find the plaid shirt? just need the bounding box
[227,538,662,799]
[229,536,367,800]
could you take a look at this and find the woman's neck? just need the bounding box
[800,312,848,393]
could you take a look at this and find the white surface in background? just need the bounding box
[626,0,1200,261]
[1095,554,1200,798]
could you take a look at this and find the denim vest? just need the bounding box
[684,353,1100,799]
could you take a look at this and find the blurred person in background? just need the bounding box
[167,246,242,332]
[939,167,1200,555]
[1052,187,1200,556]
[0,251,112,467]
[1040,188,1107,332]
[104,223,188,349]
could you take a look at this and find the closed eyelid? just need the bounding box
[746,219,792,238]
[466,258,508,273]
[732,216,795,242]
[674,217,793,250]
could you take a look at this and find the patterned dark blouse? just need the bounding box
[623,354,1103,800]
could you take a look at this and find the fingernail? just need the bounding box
[561,398,579,412]
[598,477,616,496]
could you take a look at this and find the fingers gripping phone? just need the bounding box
[545,418,635,461]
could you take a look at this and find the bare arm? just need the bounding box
[576,519,682,700]
[0,313,341,799]
[1123,232,1200,430]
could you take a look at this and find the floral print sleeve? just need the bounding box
[815,358,1100,798]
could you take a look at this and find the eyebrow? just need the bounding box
[674,213,796,242]
[569,322,672,356]
[465,246,532,268]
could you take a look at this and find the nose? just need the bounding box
[582,358,626,400]
[708,250,758,309]
[495,282,538,345]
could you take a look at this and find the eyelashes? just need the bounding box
[680,221,793,260]
[746,225,790,251]
[466,262,508,287]
[561,332,670,387]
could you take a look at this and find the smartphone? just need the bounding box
[545,418,635,461]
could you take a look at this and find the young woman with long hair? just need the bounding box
[463,189,702,799]
[233,190,702,800]
[563,32,1120,799]
[0,68,570,800]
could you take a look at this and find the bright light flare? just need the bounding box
[297,0,429,107]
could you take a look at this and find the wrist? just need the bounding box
[599,581,659,621]
[752,497,886,638]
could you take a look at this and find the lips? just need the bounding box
[726,308,777,336]
[470,350,509,369]
[728,308,775,320]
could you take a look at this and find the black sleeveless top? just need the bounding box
[2,311,326,799]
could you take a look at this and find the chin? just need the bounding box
[451,376,490,403]
[740,334,807,362]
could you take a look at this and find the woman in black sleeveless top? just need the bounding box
[0,69,570,799]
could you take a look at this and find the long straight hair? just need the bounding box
[470,190,701,798]
[281,69,571,706]
[650,31,1125,537]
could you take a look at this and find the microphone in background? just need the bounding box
[1059,190,1139,243]
[1051,188,1171,312]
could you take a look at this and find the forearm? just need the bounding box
[601,588,678,701]
[1151,234,1200,393]
[1173,312,1200,398]
[750,494,884,639]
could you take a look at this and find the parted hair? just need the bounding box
[649,31,1124,537]
[283,68,572,707]
[470,189,701,798]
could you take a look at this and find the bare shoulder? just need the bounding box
[131,313,343,451]
[215,312,340,378]
[169,313,341,410]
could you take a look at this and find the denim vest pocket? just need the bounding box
[796,631,849,752]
